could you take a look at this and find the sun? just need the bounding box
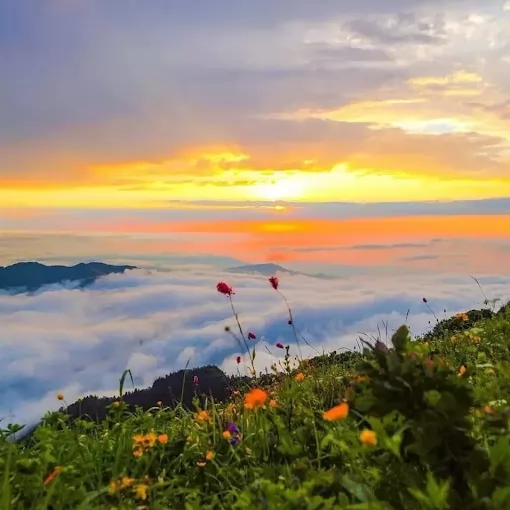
[250,177,306,201]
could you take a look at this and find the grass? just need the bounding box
[2,278,510,509]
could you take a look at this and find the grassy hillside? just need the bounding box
[2,278,510,509]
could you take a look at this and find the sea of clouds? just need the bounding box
[1,266,510,429]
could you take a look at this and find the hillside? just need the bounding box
[0,261,137,292]
[3,297,510,509]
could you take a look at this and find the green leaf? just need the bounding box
[391,325,410,353]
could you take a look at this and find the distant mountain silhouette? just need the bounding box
[226,262,334,280]
[0,261,137,292]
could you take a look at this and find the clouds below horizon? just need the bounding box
[1,265,510,428]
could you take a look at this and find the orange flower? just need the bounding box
[269,399,277,408]
[323,402,349,421]
[134,484,148,500]
[196,410,210,422]
[222,430,232,440]
[43,466,62,485]
[56,392,64,401]
[458,364,467,377]
[244,388,268,409]
[158,434,168,444]
[206,450,214,461]
[295,372,305,382]
[133,446,143,457]
[456,312,469,321]
[141,432,157,448]
[360,429,377,446]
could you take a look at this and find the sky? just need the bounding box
[2,0,510,210]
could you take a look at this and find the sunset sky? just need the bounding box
[2,0,510,211]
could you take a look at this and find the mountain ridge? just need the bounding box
[0,261,137,292]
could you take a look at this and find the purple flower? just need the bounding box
[193,375,199,385]
[230,435,241,446]
[227,422,239,434]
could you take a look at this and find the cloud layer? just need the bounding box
[2,0,510,205]
[1,265,509,428]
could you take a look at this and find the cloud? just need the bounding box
[2,0,510,196]
[1,264,510,428]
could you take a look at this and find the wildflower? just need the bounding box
[244,388,268,409]
[157,401,163,407]
[423,342,429,348]
[422,297,427,303]
[458,364,467,377]
[193,375,199,385]
[230,435,241,446]
[133,433,145,445]
[222,430,232,440]
[56,392,64,401]
[133,446,144,457]
[197,461,206,467]
[121,476,135,488]
[295,372,305,382]
[134,484,148,500]
[108,480,120,495]
[424,359,434,369]
[227,422,239,434]
[360,429,377,446]
[483,405,493,414]
[236,356,241,364]
[232,390,240,396]
[141,433,157,448]
[473,335,481,344]
[276,342,284,349]
[158,434,168,444]
[250,369,256,376]
[323,402,349,421]
[269,399,277,408]
[112,401,120,408]
[217,281,234,295]
[269,276,279,290]
[196,410,210,422]
[456,312,469,321]
[43,466,62,485]
[206,450,214,461]
[248,332,256,340]
[487,368,495,375]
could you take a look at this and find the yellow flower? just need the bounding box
[112,401,120,408]
[295,372,305,382]
[323,402,349,421]
[222,430,232,440]
[56,392,64,401]
[457,364,467,377]
[486,368,495,375]
[133,446,144,457]
[244,388,268,409]
[142,433,157,448]
[108,480,120,495]
[158,434,168,444]
[360,429,377,446]
[120,476,135,488]
[134,484,148,500]
[133,434,145,444]
[206,450,214,461]
[269,399,277,408]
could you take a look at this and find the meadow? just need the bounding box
[2,276,510,510]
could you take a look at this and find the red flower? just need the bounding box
[248,332,256,340]
[268,276,279,290]
[217,281,234,295]
[276,342,284,349]
[236,356,241,364]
